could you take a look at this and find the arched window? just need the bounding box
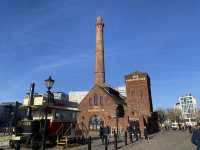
[89,115,103,130]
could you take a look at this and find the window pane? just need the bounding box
[100,96,103,105]
[94,95,98,105]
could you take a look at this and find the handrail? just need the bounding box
[63,124,73,137]
[56,124,73,144]
[56,124,65,144]
[81,123,89,136]
[56,123,64,135]
[57,123,90,145]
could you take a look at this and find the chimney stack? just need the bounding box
[95,16,105,86]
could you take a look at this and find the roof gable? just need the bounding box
[81,84,125,105]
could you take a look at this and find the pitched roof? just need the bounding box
[94,84,126,105]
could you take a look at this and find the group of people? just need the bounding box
[128,125,150,141]
[98,123,150,145]
[127,124,140,142]
[99,125,111,144]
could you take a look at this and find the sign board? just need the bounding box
[88,108,104,112]
[126,75,146,82]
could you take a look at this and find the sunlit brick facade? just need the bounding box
[78,17,154,135]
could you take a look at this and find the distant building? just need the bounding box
[68,91,88,104]
[178,93,197,119]
[115,86,127,97]
[0,101,22,128]
[23,92,69,106]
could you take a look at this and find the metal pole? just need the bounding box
[42,107,48,150]
[27,83,35,120]
[116,117,119,135]
[42,90,50,150]
[114,133,117,150]
[125,131,127,145]
[114,116,118,150]
[88,136,91,150]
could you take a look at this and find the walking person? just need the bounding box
[99,124,105,144]
[104,126,109,144]
[189,125,192,133]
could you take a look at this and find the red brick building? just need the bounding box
[78,16,126,134]
[124,71,153,133]
[78,17,154,135]
[78,84,125,133]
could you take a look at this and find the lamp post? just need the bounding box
[116,116,119,135]
[42,76,54,150]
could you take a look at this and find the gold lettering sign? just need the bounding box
[88,108,104,112]
[126,75,145,82]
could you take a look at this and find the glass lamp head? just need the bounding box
[45,76,54,90]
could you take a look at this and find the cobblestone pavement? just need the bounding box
[65,130,196,150]
[122,130,196,150]
[2,130,196,150]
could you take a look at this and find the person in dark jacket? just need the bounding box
[107,126,111,135]
[99,125,105,144]
[103,126,109,144]
[189,125,192,133]
[192,128,200,150]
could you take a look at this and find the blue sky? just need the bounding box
[0,0,199,109]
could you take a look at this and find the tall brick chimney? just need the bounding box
[95,16,105,86]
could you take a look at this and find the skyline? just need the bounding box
[0,0,200,109]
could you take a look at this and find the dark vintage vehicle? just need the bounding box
[10,105,79,148]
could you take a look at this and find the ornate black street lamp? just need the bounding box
[42,76,54,150]
[44,76,55,91]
